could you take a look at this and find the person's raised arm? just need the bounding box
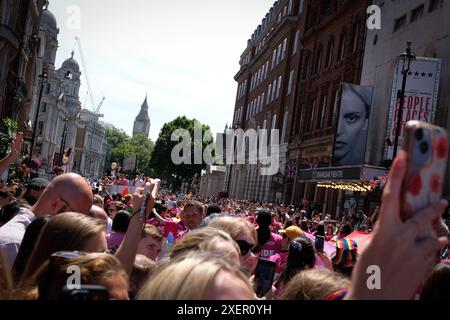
[152,207,167,224]
[0,132,23,175]
[115,179,160,276]
[346,151,448,300]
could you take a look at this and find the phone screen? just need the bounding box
[315,235,325,253]
[254,259,276,298]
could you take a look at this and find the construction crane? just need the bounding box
[75,36,105,117]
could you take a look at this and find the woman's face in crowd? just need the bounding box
[335,89,368,161]
[137,236,163,261]
[107,205,118,219]
[237,227,258,275]
[205,271,255,300]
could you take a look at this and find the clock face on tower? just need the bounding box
[135,122,143,131]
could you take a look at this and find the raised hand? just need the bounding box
[9,132,23,159]
[346,150,448,300]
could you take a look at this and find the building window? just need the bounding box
[411,4,424,22]
[308,100,316,132]
[272,79,277,101]
[282,38,287,60]
[283,6,287,17]
[281,111,289,143]
[267,85,272,104]
[299,0,305,15]
[394,15,407,32]
[288,0,293,14]
[261,93,265,110]
[352,24,359,52]
[328,88,340,127]
[326,37,334,67]
[41,103,47,113]
[44,83,51,94]
[271,49,277,69]
[429,0,443,12]
[276,43,282,65]
[265,61,269,79]
[287,70,294,95]
[338,30,347,61]
[302,51,310,79]
[293,30,300,55]
[319,94,327,129]
[315,46,323,74]
[38,121,44,135]
[276,76,282,99]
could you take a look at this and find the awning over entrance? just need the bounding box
[299,165,388,192]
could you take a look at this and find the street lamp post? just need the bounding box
[59,117,69,166]
[28,72,48,175]
[392,41,416,159]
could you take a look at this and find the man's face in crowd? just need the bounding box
[181,206,203,229]
[137,236,163,261]
[0,193,14,208]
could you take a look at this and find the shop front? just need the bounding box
[296,165,387,219]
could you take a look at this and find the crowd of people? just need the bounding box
[0,132,449,300]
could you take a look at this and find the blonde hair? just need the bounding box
[16,252,127,300]
[21,212,106,283]
[208,216,257,242]
[93,195,104,207]
[142,224,163,242]
[136,252,254,300]
[169,227,239,262]
[280,268,350,300]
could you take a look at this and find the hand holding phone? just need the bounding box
[401,121,449,229]
[133,179,161,220]
[253,259,276,298]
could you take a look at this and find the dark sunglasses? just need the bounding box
[236,240,260,256]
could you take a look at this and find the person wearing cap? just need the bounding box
[331,238,358,277]
[20,178,49,206]
[268,226,303,280]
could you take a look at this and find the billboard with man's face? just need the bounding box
[332,83,374,166]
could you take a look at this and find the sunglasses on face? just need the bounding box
[236,240,260,256]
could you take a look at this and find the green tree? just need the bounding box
[150,116,214,191]
[0,118,18,158]
[106,127,129,148]
[108,131,154,177]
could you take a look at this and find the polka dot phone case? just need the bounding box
[401,120,449,224]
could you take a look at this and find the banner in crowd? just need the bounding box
[332,83,374,166]
[122,155,137,172]
[385,57,441,160]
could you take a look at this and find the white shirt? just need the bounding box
[107,217,113,234]
[0,207,35,269]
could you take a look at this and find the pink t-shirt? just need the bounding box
[107,232,125,250]
[270,221,282,233]
[259,233,283,259]
[268,251,288,278]
[147,217,187,240]
[247,216,256,224]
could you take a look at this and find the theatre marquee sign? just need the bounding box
[300,165,385,182]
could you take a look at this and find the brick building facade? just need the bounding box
[287,0,369,216]
[225,0,304,202]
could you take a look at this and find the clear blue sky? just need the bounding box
[48,0,276,141]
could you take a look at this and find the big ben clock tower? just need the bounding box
[133,95,151,137]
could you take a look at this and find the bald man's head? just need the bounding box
[33,173,93,217]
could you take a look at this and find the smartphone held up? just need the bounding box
[400,120,449,226]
